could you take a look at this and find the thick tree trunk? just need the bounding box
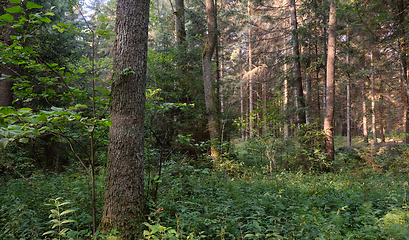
[289,0,306,127]
[174,0,186,44]
[0,77,12,107]
[203,0,220,162]
[324,0,336,161]
[101,0,149,238]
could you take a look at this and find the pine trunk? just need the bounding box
[101,0,149,238]
[289,0,306,127]
[324,0,336,161]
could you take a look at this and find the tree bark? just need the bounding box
[203,0,220,162]
[101,0,149,238]
[289,0,306,127]
[346,26,352,148]
[174,0,186,44]
[370,52,377,144]
[362,84,368,143]
[397,0,409,143]
[248,0,254,137]
[324,0,336,161]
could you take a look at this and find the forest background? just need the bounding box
[1,0,409,239]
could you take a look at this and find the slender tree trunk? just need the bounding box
[370,52,377,144]
[284,50,289,140]
[248,0,254,137]
[324,0,336,161]
[239,47,245,141]
[203,0,220,162]
[397,0,409,143]
[289,0,306,127]
[346,26,352,148]
[362,87,368,143]
[101,0,149,238]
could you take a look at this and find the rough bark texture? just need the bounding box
[203,0,220,161]
[175,0,186,44]
[289,0,306,127]
[0,0,14,107]
[324,0,336,161]
[101,0,150,238]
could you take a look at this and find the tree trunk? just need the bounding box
[289,0,306,127]
[248,0,254,137]
[203,0,220,162]
[397,0,409,143]
[284,49,289,140]
[0,77,12,107]
[174,0,186,44]
[362,87,368,143]
[324,0,336,161]
[101,0,149,238]
[370,52,377,144]
[346,26,352,148]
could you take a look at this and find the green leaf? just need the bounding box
[43,230,57,236]
[60,209,76,216]
[60,219,76,224]
[41,17,51,23]
[44,12,55,16]
[5,5,23,13]
[26,1,43,9]
[0,13,14,22]
[19,138,29,143]
[0,138,9,148]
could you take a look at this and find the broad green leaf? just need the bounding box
[60,209,76,216]
[44,12,55,16]
[60,219,76,224]
[19,138,29,143]
[41,17,51,23]
[0,138,9,148]
[42,230,57,236]
[26,1,43,9]
[19,108,32,113]
[9,0,21,3]
[5,5,23,13]
[0,13,14,22]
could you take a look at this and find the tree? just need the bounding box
[202,0,220,162]
[324,0,336,161]
[289,0,306,127]
[101,0,150,238]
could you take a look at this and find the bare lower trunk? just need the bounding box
[289,0,306,127]
[324,0,336,161]
[346,26,351,148]
[363,95,368,143]
[174,0,186,44]
[0,77,12,107]
[101,0,149,238]
[203,0,220,162]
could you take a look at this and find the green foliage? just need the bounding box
[153,166,409,239]
[43,197,76,240]
[0,171,105,239]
